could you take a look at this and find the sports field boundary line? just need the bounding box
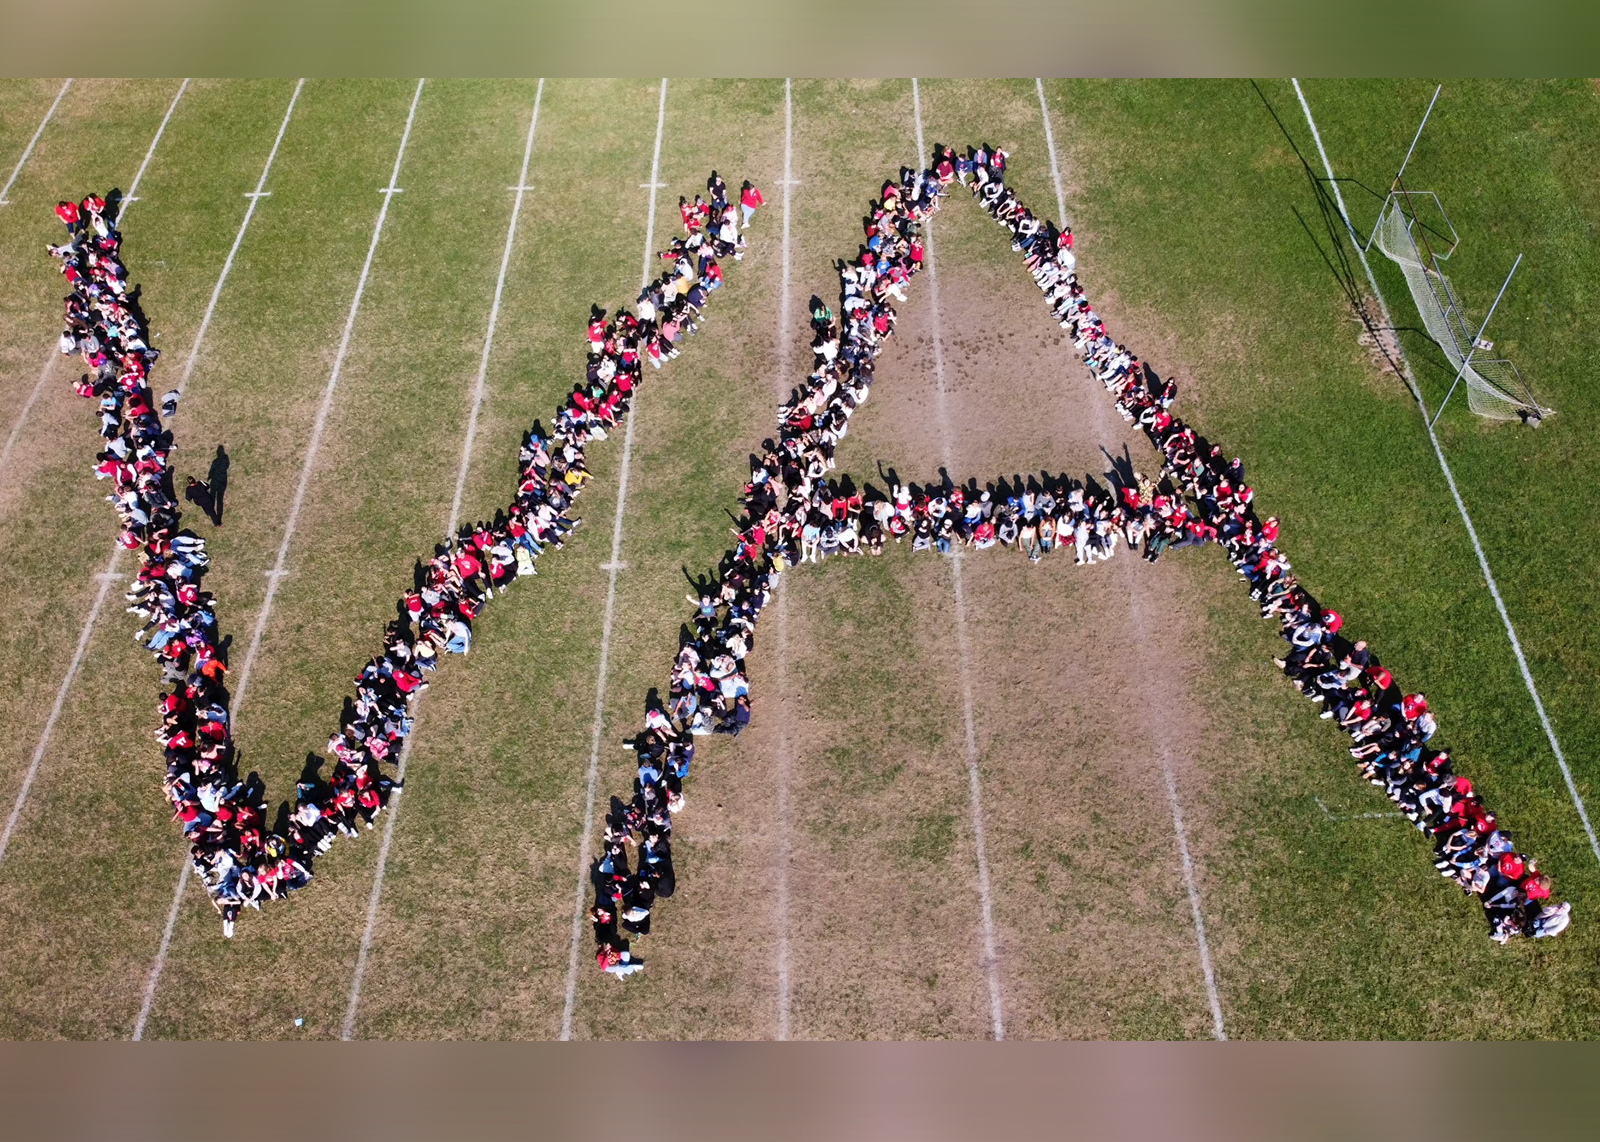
[559,77,669,1042]
[340,78,546,1042]
[0,78,72,205]
[0,78,188,490]
[132,78,427,1041]
[1036,79,1226,1041]
[912,77,1006,1042]
[772,76,796,1042]
[1291,79,1600,870]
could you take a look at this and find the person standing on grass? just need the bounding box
[185,476,222,526]
[740,180,764,229]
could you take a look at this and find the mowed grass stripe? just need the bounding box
[912,77,1008,1041]
[0,79,71,204]
[341,76,547,1041]
[135,77,411,1042]
[561,79,789,1040]
[344,79,699,1040]
[0,79,348,1038]
[138,79,548,1040]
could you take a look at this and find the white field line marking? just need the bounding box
[1291,79,1600,869]
[1034,78,1070,228]
[133,78,426,1041]
[0,78,72,205]
[1035,80,1226,1040]
[341,78,546,1042]
[0,78,240,876]
[171,79,304,400]
[1314,795,1402,823]
[912,77,1006,1042]
[773,75,795,1043]
[132,859,190,1040]
[118,79,189,225]
[0,549,120,866]
[559,77,668,1042]
[228,77,424,726]
[0,79,187,488]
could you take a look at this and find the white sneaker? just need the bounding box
[223,918,235,938]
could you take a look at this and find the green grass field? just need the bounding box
[0,77,1595,1039]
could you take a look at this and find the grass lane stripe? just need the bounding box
[227,77,425,727]
[912,78,1007,1042]
[133,78,426,1041]
[773,75,795,1042]
[0,78,187,490]
[171,79,304,399]
[559,77,669,1042]
[341,78,547,1041]
[0,77,72,205]
[1035,78,1069,227]
[1291,79,1600,870]
[0,552,120,866]
[1036,78,1226,1041]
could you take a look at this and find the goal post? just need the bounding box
[1370,186,1551,424]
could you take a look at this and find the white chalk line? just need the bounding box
[341,78,546,1042]
[773,76,795,1043]
[1291,80,1600,871]
[0,550,120,866]
[0,77,72,205]
[912,77,1006,1042]
[133,78,426,1041]
[171,79,304,400]
[229,77,424,728]
[1035,79,1225,1041]
[0,78,187,490]
[559,77,668,1042]
[0,79,216,878]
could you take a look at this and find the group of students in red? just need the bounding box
[51,171,758,937]
[587,139,1567,975]
[589,153,960,976]
[1024,198,1571,944]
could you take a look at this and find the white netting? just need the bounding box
[1372,197,1548,421]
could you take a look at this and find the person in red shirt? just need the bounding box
[739,180,764,228]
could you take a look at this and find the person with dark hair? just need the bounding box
[184,476,221,526]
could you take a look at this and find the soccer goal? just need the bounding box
[1370,183,1551,424]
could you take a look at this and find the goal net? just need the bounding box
[1371,191,1550,422]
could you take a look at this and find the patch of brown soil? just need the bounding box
[751,195,1230,1038]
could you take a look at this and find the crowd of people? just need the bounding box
[53,140,1564,955]
[587,141,1566,975]
[988,152,1571,945]
[51,172,757,936]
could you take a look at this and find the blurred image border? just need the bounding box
[1,1041,1597,1139]
[1,0,1598,77]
